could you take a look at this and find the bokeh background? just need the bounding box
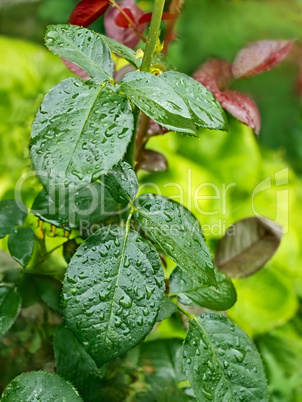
[1,0,302,400]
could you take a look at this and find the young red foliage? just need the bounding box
[193,59,233,94]
[69,0,110,27]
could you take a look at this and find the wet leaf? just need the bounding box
[156,296,177,322]
[62,225,164,366]
[193,58,233,93]
[101,35,141,68]
[45,25,113,81]
[30,78,134,190]
[170,266,236,311]
[31,182,118,229]
[232,39,295,79]
[216,90,261,134]
[104,160,138,207]
[69,0,110,27]
[134,194,216,286]
[8,228,35,267]
[182,314,268,401]
[1,371,83,401]
[160,71,227,131]
[215,217,282,278]
[0,200,27,238]
[0,286,21,337]
[120,71,196,135]
[137,149,168,173]
[104,0,146,49]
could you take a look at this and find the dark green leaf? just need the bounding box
[1,371,83,401]
[119,71,197,135]
[215,217,282,278]
[101,35,142,69]
[17,276,40,308]
[35,275,62,312]
[136,339,192,402]
[0,286,21,337]
[170,266,236,311]
[160,71,227,130]
[30,79,134,190]
[31,182,118,229]
[0,200,27,238]
[104,160,139,207]
[62,225,164,366]
[8,227,35,267]
[45,24,113,81]
[182,314,268,401]
[157,296,177,322]
[134,194,216,286]
[54,324,103,401]
[63,239,79,263]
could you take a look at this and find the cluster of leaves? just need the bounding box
[0,19,284,400]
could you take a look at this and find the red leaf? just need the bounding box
[62,59,91,80]
[138,12,177,26]
[216,90,261,134]
[69,0,110,27]
[115,8,135,28]
[104,0,146,49]
[232,39,295,79]
[193,58,233,93]
[137,149,168,173]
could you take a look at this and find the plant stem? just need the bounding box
[141,0,166,72]
[124,0,165,167]
[177,304,195,319]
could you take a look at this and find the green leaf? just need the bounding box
[62,225,164,366]
[160,71,227,130]
[1,371,83,401]
[31,182,119,229]
[8,227,35,267]
[0,200,27,238]
[182,314,268,401]
[45,24,113,81]
[104,160,139,207]
[215,217,282,278]
[101,35,142,69]
[134,194,216,286]
[35,275,62,312]
[30,78,134,190]
[136,339,193,402]
[170,266,236,311]
[54,324,103,401]
[0,286,21,337]
[157,296,177,322]
[119,71,197,135]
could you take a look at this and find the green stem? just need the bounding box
[177,304,195,319]
[141,0,166,72]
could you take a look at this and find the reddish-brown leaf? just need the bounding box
[216,90,261,134]
[137,149,168,173]
[138,12,177,26]
[115,8,135,28]
[62,59,91,81]
[232,39,295,79]
[104,0,146,49]
[193,58,233,94]
[69,0,110,27]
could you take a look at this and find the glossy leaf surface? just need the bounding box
[0,200,27,238]
[120,71,196,135]
[69,0,110,27]
[182,314,268,401]
[45,25,113,81]
[156,295,177,321]
[215,217,282,278]
[62,226,164,366]
[101,35,141,68]
[104,160,138,207]
[8,227,35,267]
[0,286,21,337]
[134,194,216,286]
[30,78,134,190]
[170,266,236,311]
[193,58,233,93]
[160,71,227,130]
[1,371,82,401]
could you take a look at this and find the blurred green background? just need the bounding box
[1,0,302,400]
